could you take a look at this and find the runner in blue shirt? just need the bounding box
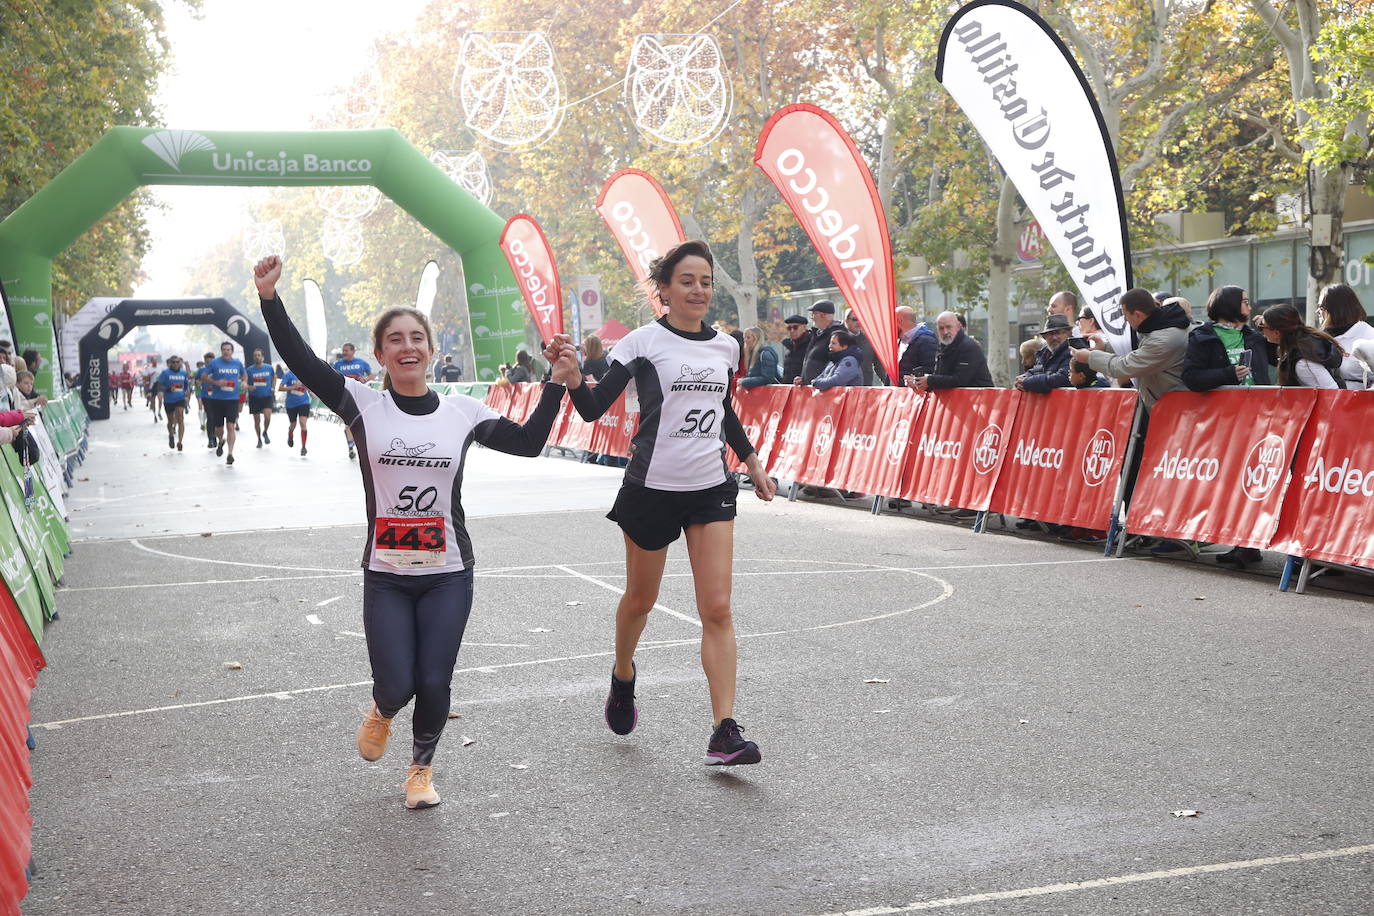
[246,348,276,449]
[156,355,191,451]
[332,343,373,460]
[278,368,311,456]
[204,341,247,465]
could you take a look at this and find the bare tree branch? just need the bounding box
[1229,109,1306,164]
[1116,0,1169,99]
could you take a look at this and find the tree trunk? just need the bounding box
[986,174,1018,388]
[1307,165,1347,323]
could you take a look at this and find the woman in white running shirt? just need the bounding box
[255,255,572,809]
[546,240,777,766]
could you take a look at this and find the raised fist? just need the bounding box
[253,256,283,299]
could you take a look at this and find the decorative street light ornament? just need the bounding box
[429,149,493,206]
[321,217,365,267]
[626,34,731,147]
[313,184,382,221]
[242,219,285,263]
[317,57,386,130]
[455,32,564,148]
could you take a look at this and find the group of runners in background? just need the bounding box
[110,341,374,463]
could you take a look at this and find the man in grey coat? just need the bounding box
[1072,287,1189,413]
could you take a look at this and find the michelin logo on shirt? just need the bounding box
[378,438,452,468]
[671,365,726,393]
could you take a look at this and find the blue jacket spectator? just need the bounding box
[738,326,781,389]
[897,320,937,383]
[811,331,864,390]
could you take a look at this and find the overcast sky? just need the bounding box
[136,0,431,305]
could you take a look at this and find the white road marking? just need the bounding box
[305,614,322,626]
[32,565,955,729]
[815,844,1374,914]
[129,538,352,573]
[553,564,702,628]
[58,572,362,593]
[316,595,343,607]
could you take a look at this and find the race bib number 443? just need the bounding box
[374,516,446,568]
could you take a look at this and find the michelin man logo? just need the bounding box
[141,130,216,172]
[226,315,249,338]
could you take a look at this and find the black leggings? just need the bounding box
[362,568,474,765]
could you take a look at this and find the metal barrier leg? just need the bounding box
[1104,515,1120,557]
[870,495,883,516]
[1279,555,1297,591]
[972,510,987,534]
[1296,558,1314,594]
[788,481,799,502]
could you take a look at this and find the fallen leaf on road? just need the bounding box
[223,661,242,670]
[447,711,460,719]
[200,532,213,538]
[565,601,583,607]
[1194,596,1206,601]
[1171,810,1202,818]
[510,763,529,770]
[461,735,475,747]
[864,678,890,685]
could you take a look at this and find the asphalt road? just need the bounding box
[21,402,1374,914]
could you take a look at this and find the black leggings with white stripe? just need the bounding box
[362,568,474,765]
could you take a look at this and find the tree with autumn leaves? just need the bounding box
[168,0,1372,375]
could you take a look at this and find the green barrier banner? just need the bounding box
[0,451,56,621]
[0,447,64,585]
[0,497,44,645]
[0,127,530,396]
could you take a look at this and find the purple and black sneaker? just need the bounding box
[705,718,761,766]
[604,663,637,735]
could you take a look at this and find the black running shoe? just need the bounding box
[226,454,234,466]
[216,441,224,457]
[168,433,175,449]
[263,431,270,444]
[287,433,294,447]
[348,447,356,461]
[705,718,761,766]
[256,437,262,448]
[176,442,182,451]
[604,664,637,735]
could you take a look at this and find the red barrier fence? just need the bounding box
[0,583,43,914]
[492,382,1374,570]
[1129,389,1317,549]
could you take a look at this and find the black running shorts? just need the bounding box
[286,404,311,421]
[204,399,240,426]
[164,400,186,415]
[248,395,275,414]
[607,478,738,551]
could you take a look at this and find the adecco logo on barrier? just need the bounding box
[972,423,1004,475]
[813,414,836,456]
[1151,450,1220,482]
[1303,456,1374,497]
[1081,428,1116,488]
[886,417,911,465]
[1242,433,1287,501]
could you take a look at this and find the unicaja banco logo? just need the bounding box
[142,130,216,172]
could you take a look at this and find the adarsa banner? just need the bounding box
[754,104,899,382]
[1271,390,1374,567]
[987,388,1135,529]
[937,1,1133,355]
[595,169,686,318]
[499,215,565,344]
[1128,389,1318,548]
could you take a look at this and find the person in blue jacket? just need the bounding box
[737,326,780,389]
[808,330,864,390]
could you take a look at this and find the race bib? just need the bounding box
[373,516,446,568]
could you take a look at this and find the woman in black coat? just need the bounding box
[1182,285,1271,391]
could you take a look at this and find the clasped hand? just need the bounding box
[541,334,582,388]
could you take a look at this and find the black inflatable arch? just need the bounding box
[79,298,272,420]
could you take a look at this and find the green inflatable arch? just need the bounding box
[0,126,529,395]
